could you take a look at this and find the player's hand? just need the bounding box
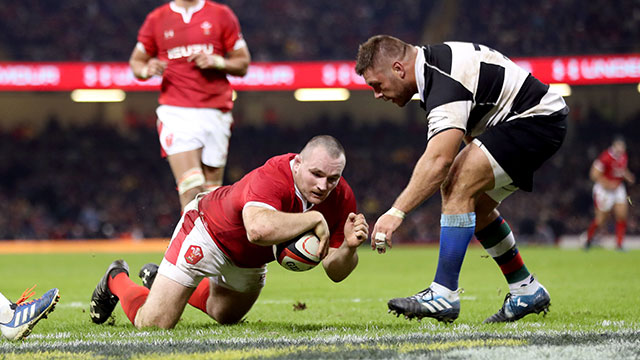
[313,214,331,260]
[343,213,369,248]
[371,213,403,254]
[188,53,226,70]
[145,58,167,78]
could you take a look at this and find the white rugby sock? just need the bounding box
[430,282,459,302]
[509,275,541,295]
[0,292,14,324]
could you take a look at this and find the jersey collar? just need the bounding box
[289,159,314,212]
[414,46,426,103]
[170,0,205,23]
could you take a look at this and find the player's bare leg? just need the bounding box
[613,202,628,250]
[203,164,224,192]
[135,274,195,329]
[167,149,206,209]
[389,143,493,322]
[205,282,261,325]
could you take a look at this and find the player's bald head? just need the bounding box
[355,35,412,75]
[299,135,346,164]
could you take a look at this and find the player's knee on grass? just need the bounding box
[207,286,261,325]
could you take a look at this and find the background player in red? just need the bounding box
[585,136,635,250]
[129,0,250,209]
[89,136,369,329]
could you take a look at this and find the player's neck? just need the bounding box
[174,0,201,10]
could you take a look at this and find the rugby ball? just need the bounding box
[273,231,321,272]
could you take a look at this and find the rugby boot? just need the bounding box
[89,260,129,324]
[0,287,60,340]
[388,287,460,323]
[138,263,159,290]
[484,285,550,323]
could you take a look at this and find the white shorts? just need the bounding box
[156,105,233,168]
[593,182,627,212]
[158,198,267,293]
[473,138,519,203]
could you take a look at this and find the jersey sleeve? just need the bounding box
[137,11,158,57]
[219,5,245,53]
[328,182,358,248]
[242,169,291,211]
[426,101,472,140]
[593,151,608,172]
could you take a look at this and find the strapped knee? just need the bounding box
[177,167,205,195]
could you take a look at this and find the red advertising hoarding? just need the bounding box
[0,54,638,92]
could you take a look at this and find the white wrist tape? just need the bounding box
[140,65,150,79]
[212,55,226,69]
[385,207,406,219]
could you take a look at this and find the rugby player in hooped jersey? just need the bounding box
[356,35,568,323]
[130,0,250,210]
[89,136,369,329]
[585,136,635,251]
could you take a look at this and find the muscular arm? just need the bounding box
[392,129,464,213]
[129,46,167,80]
[321,213,368,282]
[242,206,328,246]
[220,46,251,76]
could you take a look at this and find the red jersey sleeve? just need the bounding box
[219,5,243,53]
[242,168,292,211]
[137,10,159,57]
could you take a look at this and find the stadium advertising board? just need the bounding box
[0,54,638,91]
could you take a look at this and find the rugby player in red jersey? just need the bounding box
[130,0,250,209]
[585,136,635,250]
[89,136,369,328]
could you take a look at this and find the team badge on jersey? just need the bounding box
[184,245,204,265]
[165,133,174,147]
[201,21,211,35]
[164,30,174,39]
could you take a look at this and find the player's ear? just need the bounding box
[293,154,302,171]
[392,61,405,78]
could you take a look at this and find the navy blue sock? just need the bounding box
[433,213,476,291]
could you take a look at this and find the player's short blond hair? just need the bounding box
[355,35,411,75]
[300,135,345,160]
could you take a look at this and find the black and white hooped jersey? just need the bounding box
[415,42,567,140]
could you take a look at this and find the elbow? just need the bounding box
[245,224,269,245]
[236,64,249,77]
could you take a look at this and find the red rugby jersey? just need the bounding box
[137,0,245,111]
[198,153,357,268]
[594,148,628,186]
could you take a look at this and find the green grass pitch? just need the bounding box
[1,245,639,359]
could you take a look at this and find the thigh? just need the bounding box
[613,202,628,220]
[206,281,261,325]
[167,148,204,181]
[441,142,495,214]
[136,274,195,329]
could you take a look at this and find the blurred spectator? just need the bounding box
[450,0,640,57]
[0,108,638,241]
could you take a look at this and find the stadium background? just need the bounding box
[0,0,638,246]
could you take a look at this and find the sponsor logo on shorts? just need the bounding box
[184,245,204,265]
[165,133,173,147]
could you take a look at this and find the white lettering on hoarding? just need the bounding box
[229,65,294,86]
[83,64,161,88]
[322,63,365,86]
[549,56,640,82]
[0,65,60,86]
